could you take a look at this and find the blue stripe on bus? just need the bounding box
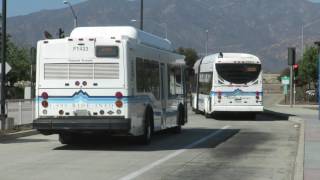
[37,90,152,103]
[210,89,263,96]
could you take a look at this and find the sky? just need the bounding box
[3,0,320,17]
[4,0,87,17]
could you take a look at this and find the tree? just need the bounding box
[44,31,53,39]
[298,46,318,88]
[176,47,199,93]
[176,47,199,68]
[5,36,31,98]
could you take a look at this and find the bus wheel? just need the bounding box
[205,111,211,118]
[59,133,75,145]
[172,107,183,134]
[139,109,152,145]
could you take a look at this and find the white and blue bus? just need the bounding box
[33,26,187,144]
[191,53,263,118]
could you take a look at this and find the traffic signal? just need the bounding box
[293,64,299,77]
[288,47,296,65]
[0,27,2,51]
[295,77,303,86]
[0,29,2,59]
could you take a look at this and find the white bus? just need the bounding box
[33,26,187,144]
[191,53,263,118]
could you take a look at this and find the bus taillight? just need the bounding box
[115,92,123,99]
[256,91,260,100]
[42,101,48,108]
[217,91,222,99]
[115,100,123,108]
[41,92,49,99]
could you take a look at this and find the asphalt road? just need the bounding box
[0,96,299,180]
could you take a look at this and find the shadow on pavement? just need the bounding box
[207,110,293,121]
[53,128,239,152]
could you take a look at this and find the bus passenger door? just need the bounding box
[160,63,167,128]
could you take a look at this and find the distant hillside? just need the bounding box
[7,0,320,72]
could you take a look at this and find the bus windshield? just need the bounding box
[216,63,261,84]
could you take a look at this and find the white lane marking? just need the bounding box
[119,125,230,180]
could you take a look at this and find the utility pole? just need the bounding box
[1,0,7,129]
[288,47,296,108]
[63,1,78,28]
[205,29,209,55]
[30,47,36,98]
[140,0,144,30]
[314,41,320,120]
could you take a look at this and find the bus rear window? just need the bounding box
[96,46,119,58]
[216,63,261,84]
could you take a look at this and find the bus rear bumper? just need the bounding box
[33,117,131,134]
[212,105,264,112]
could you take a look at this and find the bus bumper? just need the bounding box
[33,117,131,134]
[213,105,264,112]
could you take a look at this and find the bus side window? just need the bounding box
[175,67,183,95]
[168,65,184,97]
[136,58,160,100]
[199,72,212,95]
[136,58,145,93]
[191,74,198,93]
[168,65,176,97]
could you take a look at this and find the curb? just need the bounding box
[276,104,318,108]
[0,129,38,141]
[263,109,292,119]
[263,109,304,180]
[290,115,304,180]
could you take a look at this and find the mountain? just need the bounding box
[7,0,320,72]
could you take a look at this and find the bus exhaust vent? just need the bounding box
[44,64,69,79]
[44,63,119,80]
[94,63,119,79]
[69,64,93,79]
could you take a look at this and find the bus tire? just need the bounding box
[139,108,153,145]
[205,111,211,118]
[59,133,75,145]
[173,106,183,134]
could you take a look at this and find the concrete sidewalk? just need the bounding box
[267,105,319,180]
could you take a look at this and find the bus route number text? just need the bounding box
[73,46,89,52]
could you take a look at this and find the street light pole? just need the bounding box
[163,23,168,39]
[314,41,320,120]
[140,0,144,30]
[64,1,78,28]
[301,25,304,58]
[157,22,168,39]
[205,29,209,55]
[1,0,7,129]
